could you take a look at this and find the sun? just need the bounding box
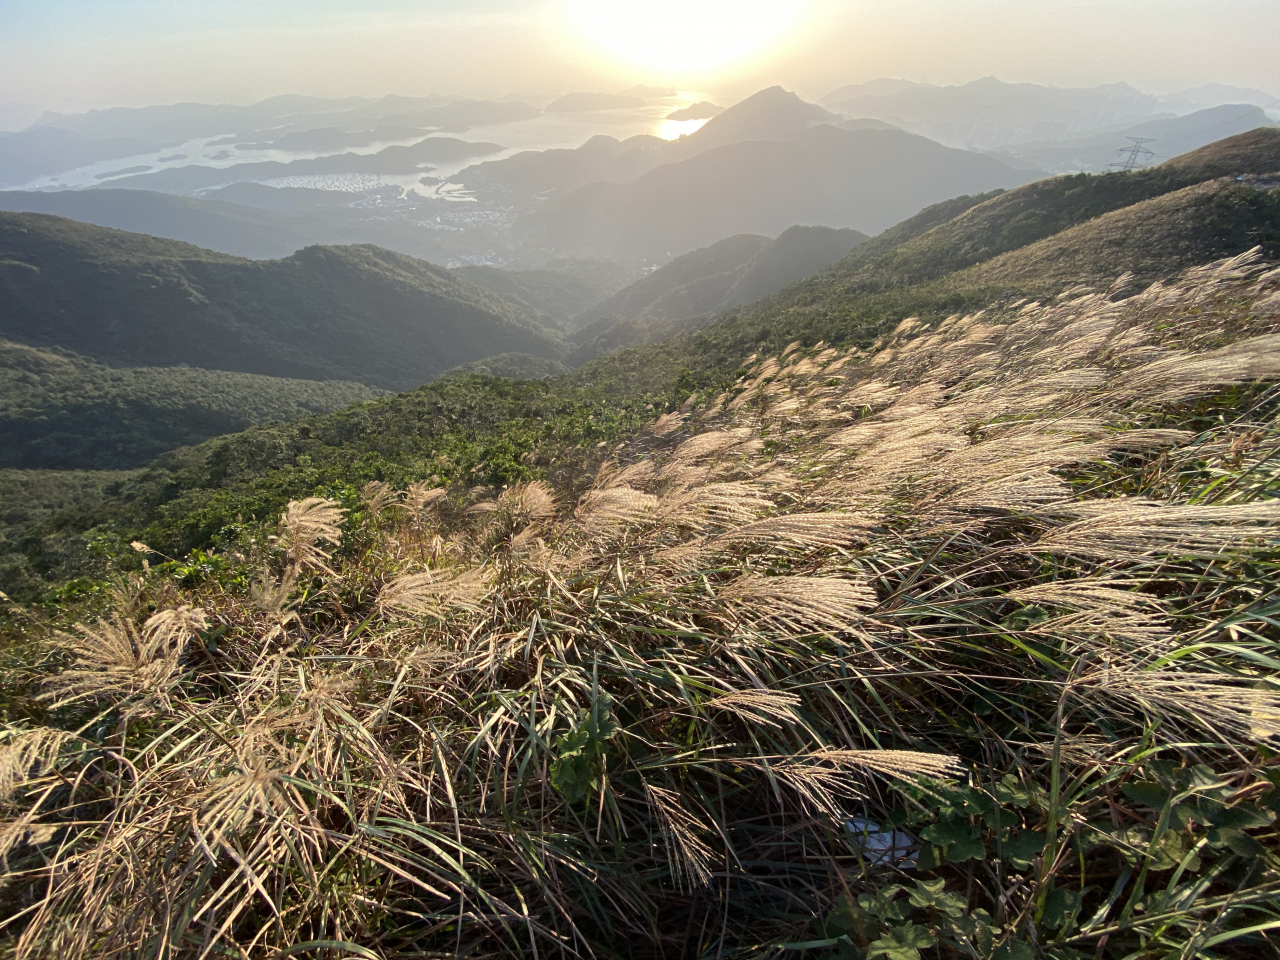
[568,0,805,77]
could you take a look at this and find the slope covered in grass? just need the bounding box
[0,340,385,470]
[0,213,567,389]
[813,127,1280,297]
[3,256,1279,958]
[954,177,1280,290]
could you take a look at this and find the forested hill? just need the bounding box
[0,339,384,470]
[0,215,568,390]
[3,128,1278,599]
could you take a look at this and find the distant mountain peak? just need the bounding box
[684,87,838,150]
[819,78,930,104]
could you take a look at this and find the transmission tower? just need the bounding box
[1109,137,1157,172]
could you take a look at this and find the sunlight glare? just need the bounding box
[657,117,711,140]
[569,0,805,77]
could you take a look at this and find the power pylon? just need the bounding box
[1109,137,1157,172]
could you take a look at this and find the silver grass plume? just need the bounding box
[655,482,773,531]
[714,513,878,551]
[42,606,207,712]
[705,689,803,729]
[673,429,754,461]
[273,497,345,573]
[1073,667,1280,747]
[642,782,715,891]
[720,574,877,633]
[0,726,73,801]
[405,481,447,520]
[360,480,402,519]
[1032,500,1280,560]
[575,486,659,532]
[649,411,686,436]
[379,567,490,619]
[498,480,559,526]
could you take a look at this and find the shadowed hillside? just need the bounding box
[453,263,633,330]
[0,188,314,259]
[0,213,567,390]
[569,226,868,361]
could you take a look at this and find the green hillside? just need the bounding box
[0,339,384,470]
[0,214,567,390]
[2,128,1278,600]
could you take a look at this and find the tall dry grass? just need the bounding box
[3,251,1280,958]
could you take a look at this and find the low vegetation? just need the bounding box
[0,340,384,470]
[2,253,1279,957]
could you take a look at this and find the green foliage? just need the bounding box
[549,689,620,804]
[0,339,384,469]
[866,923,936,960]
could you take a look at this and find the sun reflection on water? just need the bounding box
[656,117,710,141]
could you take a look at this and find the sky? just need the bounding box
[1,0,1278,115]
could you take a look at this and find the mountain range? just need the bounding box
[2,126,1276,598]
[999,103,1272,173]
[0,87,1039,270]
[820,76,1277,150]
[524,121,1033,259]
[4,83,1272,283]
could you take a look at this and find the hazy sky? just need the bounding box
[1,0,1277,113]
